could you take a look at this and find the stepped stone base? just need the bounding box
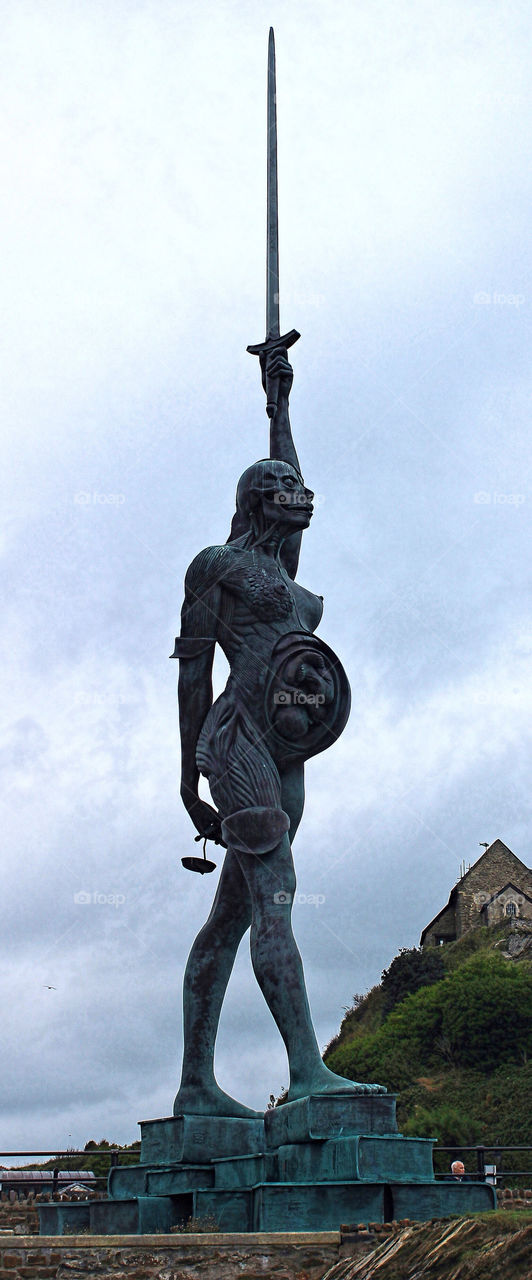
[264,1093,398,1146]
[140,1114,265,1164]
[38,1094,497,1235]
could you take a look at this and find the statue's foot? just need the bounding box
[173,1081,263,1119]
[288,1064,386,1100]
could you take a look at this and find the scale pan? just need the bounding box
[181,855,217,875]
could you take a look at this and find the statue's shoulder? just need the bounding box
[184,544,241,597]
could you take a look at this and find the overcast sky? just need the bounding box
[1,0,531,1155]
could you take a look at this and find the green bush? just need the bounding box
[439,954,532,1070]
[381,947,445,1013]
[401,1103,482,1146]
[326,951,532,1088]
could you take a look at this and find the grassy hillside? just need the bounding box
[324,920,532,1169]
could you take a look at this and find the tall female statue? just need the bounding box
[172,351,384,1118]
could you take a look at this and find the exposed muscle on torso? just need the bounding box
[183,544,324,705]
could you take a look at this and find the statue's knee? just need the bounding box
[271,870,296,902]
[221,806,290,855]
[251,875,297,927]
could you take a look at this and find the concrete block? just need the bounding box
[193,1187,253,1231]
[391,1180,497,1219]
[140,1114,264,1164]
[253,1181,385,1231]
[264,1093,397,1147]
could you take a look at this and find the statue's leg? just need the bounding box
[228,772,385,1098]
[173,849,262,1119]
[280,760,305,843]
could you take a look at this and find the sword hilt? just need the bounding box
[247,329,300,418]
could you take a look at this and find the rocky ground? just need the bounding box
[323,1212,532,1279]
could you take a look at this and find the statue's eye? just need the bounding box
[283,475,297,487]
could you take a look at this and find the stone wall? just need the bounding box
[498,1186,532,1210]
[484,893,532,927]
[0,1195,38,1235]
[0,1232,340,1280]
[0,1209,530,1279]
[424,902,456,946]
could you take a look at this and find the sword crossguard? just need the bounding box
[247,329,300,418]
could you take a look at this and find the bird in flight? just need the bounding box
[43,985,57,990]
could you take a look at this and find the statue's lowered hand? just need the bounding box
[183,792,224,845]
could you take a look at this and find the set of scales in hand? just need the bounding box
[171,30,384,1119]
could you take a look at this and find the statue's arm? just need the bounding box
[178,653,215,826]
[173,550,226,842]
[262,349,301,473]
[261,350,302,579]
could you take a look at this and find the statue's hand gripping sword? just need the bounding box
[247,27,300,417]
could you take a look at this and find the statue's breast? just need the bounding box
[239,564,293,621]
[221,552,323,631]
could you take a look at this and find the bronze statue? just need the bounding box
[171,29,383,1119]
[172,350,384,1117]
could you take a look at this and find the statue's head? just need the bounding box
[231,459,314,544]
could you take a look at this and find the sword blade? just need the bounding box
[247,28,300,412]
[267,27,280,339]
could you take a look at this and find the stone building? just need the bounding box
[420,839,532,948]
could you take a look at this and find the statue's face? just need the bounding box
[251,461,314,531]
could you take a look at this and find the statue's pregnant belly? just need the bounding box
[264,631,351,766]
[197,631,351,783]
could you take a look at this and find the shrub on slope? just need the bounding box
[325,952,532,1089]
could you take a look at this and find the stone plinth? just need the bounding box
[38,1093,497,1235]
[140,1114,264,1164]
[264,1092,398,1145]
